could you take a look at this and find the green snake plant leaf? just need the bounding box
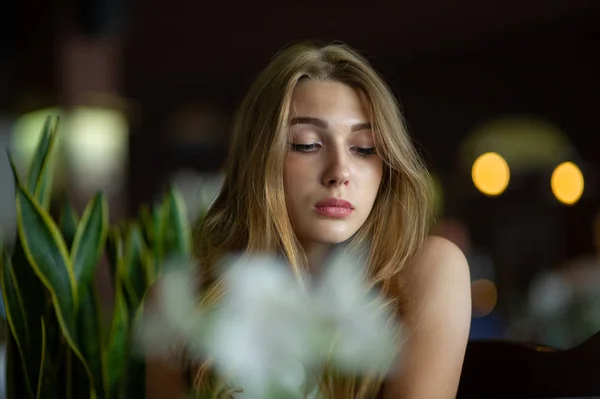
[77,287,106,399]
[1,160,47,399]
[6,331,24,398]
[35,316,61,399]
[125,304,147,399]
[27,116,59,209]
[71,193,108,287]
[0,250,36,397]
[121,223,149,309]
[15,185,97,398]
[64,195,108,398]
[6,240,48,399]
[69,195,108,398]
[106,226,123,285]
[104,277,129,399]
[7,149,24,190]
[137,205,156,284]
[16,185,78,327]
[66,345,94,399]
[34,318,45,399]
[59,201,80,250]
[137,204,154,248]
[144,251,156,288]
[6,149,56,396]
[163,186,192,258]
[34,171,54,211]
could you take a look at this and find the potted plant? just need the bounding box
[0,116,193,399]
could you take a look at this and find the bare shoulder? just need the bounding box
[401,235,471,300]
[415,235,469,273]
[383,235,471,398]
[421,234,467,258]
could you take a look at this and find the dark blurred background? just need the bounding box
[1,0,599,350]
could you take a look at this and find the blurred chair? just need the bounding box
[458,331,600,398]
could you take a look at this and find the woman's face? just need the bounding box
[284,80,383,257]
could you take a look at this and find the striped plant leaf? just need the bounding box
[151,203,165,274]
[77,287,105,398]
[7,149,23,191]
[136,205,157,285]
[163,186,192,257]
[34,170,54,211]
[143,251,156,288]
[6,331,23,398]
[16,185,78,328]
[106,226,123,286]
[104,278,129,399]
[0,250,36,397]
[34,320,44,399]
[26,116,58,209]
[26,116,53,192]
[121,223,149,309]
[71,193,108,287]
[69,193,108,397]
[137,204,154,248]
[59,201,80,250]
[15,186,97,398]
[35,316,61,399]
[6,152,50,399]
[67,345,93,399]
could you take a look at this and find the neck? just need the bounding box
[303,243,336,276]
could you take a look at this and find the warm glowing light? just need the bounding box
[471,152,510,196]
[471,279,498,317]
[63,107,128,193]
[551,162,584,205]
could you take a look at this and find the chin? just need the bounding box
[294,219,363,247]
[309,229,357,246]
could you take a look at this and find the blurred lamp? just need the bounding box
[63,107,128,194]
[551,161,584,206]
[471,279,498,318]
[471,152,510,196]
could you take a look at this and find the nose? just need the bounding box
[322,149,350,187]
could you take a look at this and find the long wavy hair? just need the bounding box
[190,41,434,398]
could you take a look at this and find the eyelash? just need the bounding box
[290,143,377,156]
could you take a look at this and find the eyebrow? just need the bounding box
[289,116,372,132]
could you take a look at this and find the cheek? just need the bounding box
[283,156,309,205]
[284,156,315,186]
[362,160,384,196]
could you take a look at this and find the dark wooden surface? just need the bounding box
[458,332,600,398]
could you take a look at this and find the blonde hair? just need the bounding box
[192,41,434,398]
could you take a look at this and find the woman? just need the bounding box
[147,41,471,398]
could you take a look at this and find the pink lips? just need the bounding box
[314,198,355,218]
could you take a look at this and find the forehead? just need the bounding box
[290,80,370,120]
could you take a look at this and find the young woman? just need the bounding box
[147,41,471,398]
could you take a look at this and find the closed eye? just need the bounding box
[354,147,377,156]
[291,143,320,152]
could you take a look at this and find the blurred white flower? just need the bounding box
[202,256,316,396]
[136,252,401,397]
[311,252,399,376]
[134,265,205,360]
